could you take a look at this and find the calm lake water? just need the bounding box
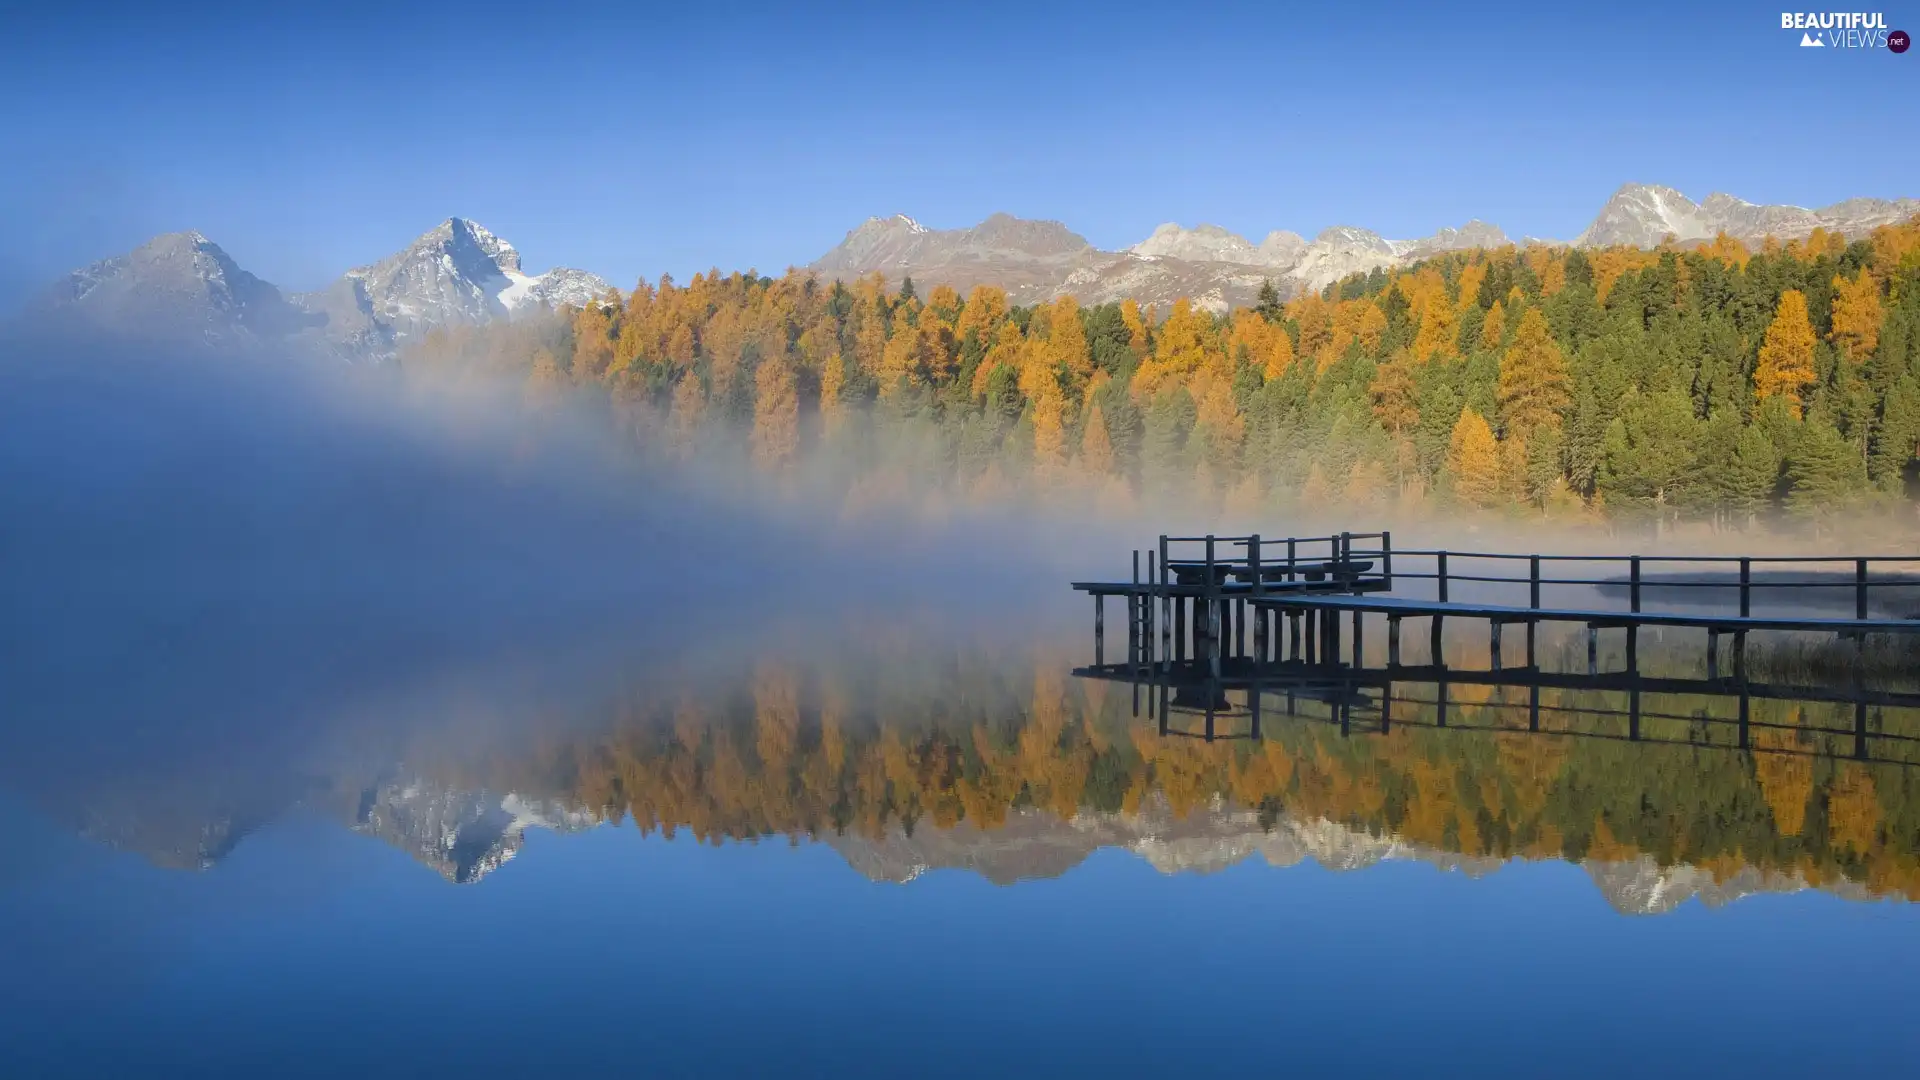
[4,602,1920,1079]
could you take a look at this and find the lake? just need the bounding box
[4,601,1919,1079]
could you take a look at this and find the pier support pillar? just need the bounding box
[1094,595,1104,666]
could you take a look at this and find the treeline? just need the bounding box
[408,218,1920,526]
[443,648,1920,899]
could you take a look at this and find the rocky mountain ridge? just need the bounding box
[25,183,1916,350]
[27,217,610,361]
[811,183,1914,312]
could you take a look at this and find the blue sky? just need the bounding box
[1,0,1914,300]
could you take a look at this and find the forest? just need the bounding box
[441,641,1920,901]
[408,218,1920,528]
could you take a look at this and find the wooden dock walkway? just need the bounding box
[1072,530,1920,698]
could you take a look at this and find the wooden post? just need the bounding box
[1094,594,1104,665]
[1856,558,1870,658]
[1707,628,1719,681]
[1529,684,1541,732]
[1626,624,1639,677]
[1287,537,1297,582]
[1130,551,1140,671]
[1250,535,1264,662]
[1490,620,1503,672]
[1587,625,1599,676]
[1387,615,1401,669]
[1528,555,1540,669]
[1740,557,1751,618]
[1381,530,1393,589]
[1167,591,1182,661]
[1630,555,1642,614]
[1352,609,1363,668]
[1431,550,1448,667]
[1205,535,1220,676]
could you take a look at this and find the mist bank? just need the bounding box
[0,335,1094,792]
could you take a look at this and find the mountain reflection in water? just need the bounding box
[14,628,1917,917]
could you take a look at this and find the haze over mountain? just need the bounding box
[24,217,610,360]
[20,184,1916,355]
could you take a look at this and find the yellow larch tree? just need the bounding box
[1449,407,1501,508]
[1119,298,1151,355]
[1413,301,1457,362]
[1829,268,1882,366]
[1497,308,1572,438]
[1755,289,1818,417]
[1479,299,1506,353]
[819,352,848,438]
[1079,400,1115,478]
[1228,309,1293,378]
[1130,298,1222,399]
[751,357,799,470]
[954,284,1009,346]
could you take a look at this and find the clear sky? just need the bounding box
[2,0,1914,301]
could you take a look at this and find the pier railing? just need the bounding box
[1381,549,1920,618]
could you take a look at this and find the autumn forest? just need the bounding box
[408,218,1920,528]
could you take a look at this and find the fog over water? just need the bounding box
[0,340,1101,802]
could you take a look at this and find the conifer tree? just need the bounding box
[1829,268,1882,365]
[1448,407,1500,508]
[1787,417,1868,516]
[751,358,800,469]
[1497,308,1572,438]
[1726,423,1781,522]
[1755,290,1818,416]
[1080,401,1115,478]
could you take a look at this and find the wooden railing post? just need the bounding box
[1857,558,1869,622]
[1740,557,1751,618]
[1630,556,1642,614]
[1250,534,1264,662]
[1381,530,1393,589]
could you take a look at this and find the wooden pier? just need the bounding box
[1071,531,1920,761]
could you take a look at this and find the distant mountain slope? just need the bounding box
[28,230,314,348]
[294,218,611,357]
[1574,183,1920,248]
[26,218,610,360]
[811,213,1519,311]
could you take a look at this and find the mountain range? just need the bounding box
[18,183,1918,358]
[23,218,611,361]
